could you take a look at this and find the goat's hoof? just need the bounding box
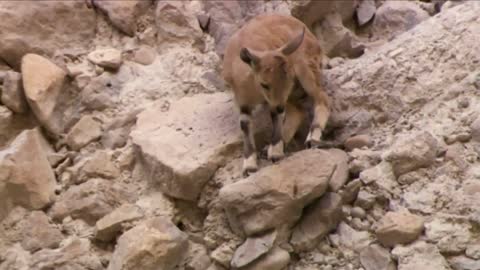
[267,142,285,162]
[305,127,322,148]
[242,154,258,177]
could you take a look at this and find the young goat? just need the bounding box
[222,14,330,176]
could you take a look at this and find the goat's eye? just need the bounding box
[260,83,270,90]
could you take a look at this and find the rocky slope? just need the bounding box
[0,0,479,270]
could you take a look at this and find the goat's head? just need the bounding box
[240,28,305,109]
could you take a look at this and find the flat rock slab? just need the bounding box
[220,149,337,236]
[131,93,267,201]
[231,230,277,268]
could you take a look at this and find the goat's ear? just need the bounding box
[240,48,260,68]
[281,27,305,56]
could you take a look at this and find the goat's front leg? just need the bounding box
[240,106,258,177]
[268,106,286,162]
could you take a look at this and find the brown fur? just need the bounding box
[222,14,331,176]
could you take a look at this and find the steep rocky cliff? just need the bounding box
[0,1,479,270]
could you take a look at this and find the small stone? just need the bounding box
[88,48,123,69]
[351,217,370,231]
[21,53,66,133]
[240,247,290,270]
[376,211,424,247]
[360,244,396,270]
[356,0,376,26]
[231,230,277,268]
[351,207,366,219]
[471,117,480,143]
[211,243,235,268]
[82,151,120,180]
[384,131,438,176]
[1,71,28,113]
[95,203,144,242]
[290,193,343,252]
[133,46,156,65]
[20,211,63,252]
[108,217,188,270]
[340,179,362,204]
[448,256,480,270]
[467,244,480,260]
[66,115,102,151]
[334,222,373,252]
[345,134,372,151]
[458,97,470,108]
[355,190,376,210]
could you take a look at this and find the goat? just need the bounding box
[222,14,330,176]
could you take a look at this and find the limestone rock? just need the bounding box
[131,93,267,201]
[1,71,28,113]
[220,149,336,236]
[29,237,103,270]
[392,241,450,270]
[376,211,425,247]
[0,244,31,270]
[372,1,430,40]
[94,0,151,36]
[333,222,372,252]
[290,193,343,252]
[20,211,63,252]
[449,256,480,270]
[0,1,96,69]
[182,241,212,270]
[0,129,55,220]
[95,203,144,242]
[108,217,189,270]
[231,230,277,268]
[424,215,471,253]
[21,54,66,133]
[356,0,376,26]
[155,1,203,48]
[344,134,372,151]
[384,132,438,176]
[88,48,123,69]
[328,149,350,192]
[360,244,396,270]
[355,189,376,210]
[82,151,120,180]
[66,115,102,151]
[133,45,156,65]
[211,243,235,268]
[50,178,132,225]
[471,117,480,142]
[239,247,290,270]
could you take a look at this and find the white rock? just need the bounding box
[88,48,123,69]
[392,241,450,270]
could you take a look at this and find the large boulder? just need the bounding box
[94,0,152,36]
[50,178,132,225]
[290,192,343,252]
[0,129,56,220]
[21,54,66,134]
[131,93,267,201]
[108,217,188,270]
[219,149,339,236]
[0,1,96,69]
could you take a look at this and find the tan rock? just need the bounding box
[29,237,103,270]
[94,0,151,36]
[50,178,132,225]
[356,0,376,26]
[131,93,267,201]
[20,211,63,252]
[360,244,396,270]
[328,149,350,192]
[0,1,96,69]
[290,193,343,252]
[95,203,143,242]
[133,46,156,65]
[344,134,372,151]
[384,131,438,177]
[1,71,28,113]
[21,54,66,133]
[87,48,123,69]
[66,115,102,151]
[376,211,425,247]
[392,241,450,270]
[231,230,277,268]
[108,217,189,270]
[82,151,120,180]
[0,128,55,220]
[220,149,335,236]
[239,247,290,270]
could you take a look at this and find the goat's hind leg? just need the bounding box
[239,105,258,176]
